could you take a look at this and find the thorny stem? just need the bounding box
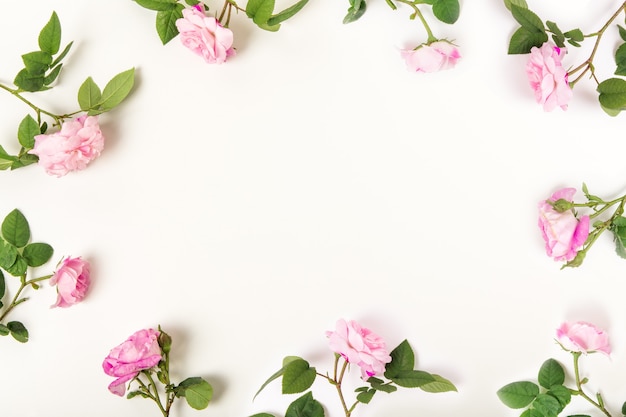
[568,1,626,87]
[0,82,78,128]
[0,274,53,323]
[571,352,613,417]
[393,0,437,43]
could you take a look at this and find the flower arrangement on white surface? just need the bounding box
[251,319,456,417]
[0,12,135,176]
[498,321,620,417]
[538,185,626,268]
[0,209,90,343]
[504,0,626,115]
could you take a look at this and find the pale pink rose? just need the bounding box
[326,319,392,379]
[49,256,90,308]
[538,188,589,262]
[526,42,573,111]
[103,328,163,396]
[556,321,610,355]
[400,40,461,73]
[29,115,104,177]
[175,8,235,64]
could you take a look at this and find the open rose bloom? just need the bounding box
[175,7,235,64]
[538,188,589,262]
[103,328,163,396]
[29,115,104,177]
[526,42,573,111]
[556,321,611,355]
[400,40,461,73]
[50,256,90,308]
[327,319,392,379]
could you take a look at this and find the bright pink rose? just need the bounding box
[538,188,589,262]
[400,40,461,73]
[326,319,392,379]
[556,321,611,355]
[175,8,235,64]
[49,256,90,308]
[29,115,104,177]
[103,328,163,396]
[526,42,573,111]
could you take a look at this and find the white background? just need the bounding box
[1,0,626,416]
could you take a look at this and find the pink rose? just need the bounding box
[29,115,104,177]
[175,8,235,64]
[49,256,90,308]
[538,188,589,262]
[326,319,392,379]
[400,40,461,73]
[556,321,611,355]
[103,328,163,396]
[526,42,573,111]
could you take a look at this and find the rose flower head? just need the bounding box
[400,40,461,73]
[103,328,163,396]
[29,115,104,177]
[556,321,610,356]
[50,256,90,308]
[175,7,235,64]
[326,319,392,379]
[526,42,573,111]
[538,187,589,263]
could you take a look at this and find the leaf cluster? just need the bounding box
[13,12,73,93]
[126,327,213,411]
[497,359,573,417]
[597,26,626,116]
[252,340,456,417]
[344,0,460,26]
[0,209,54,343]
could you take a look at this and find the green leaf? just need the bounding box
[51,41,73,67]
[419,374,457,393]
[619,25,626,42]
[254,356,301,399]
[285,392,324,417]
[127,390,150,399]
[508,26,548,54]
[134,0,178,10]
[12,154,38,170]
[267,0,309,26]
[511,5,545,34]
[99,68,135,112]
[43,64,63,86]
[77,77,103,112]
[7,256,27,277]
[546,21,565,48]
[356,388,376,404]
[601,103,622,116]
[384,339,414,379]
[538,359,564,389]
[0,323,9,336]
[533,393,562,416]
[343,0,367,24]
[614,43,626,76]
[156,5,184,44]
[13,69,45,92]
[503,0,527,11]
[598,78,626,110]
[0,269,5,298]
[0,240,18,270]
[17,114,40,149]
[546,384,571,408]
[22,243,53,267]
[497,381,539,408]
[8,321,29,343]
[390,370,436,388]
[432,0,460,24]
[520,409,544,417]
[2,209,30,248]
[282,358,316,394]
[21,51,53,75]
[247,0,275,26]
[38,11,61,55]
[564,29,584,42]
[369,378,398,393]
[175,377,213,410]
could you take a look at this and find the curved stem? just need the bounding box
[0,274,53,323]
[0,83,63,126]
[144,371,169,417]
[394,0,437,43]
[571,352,612,417]
[569,1,626,87]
